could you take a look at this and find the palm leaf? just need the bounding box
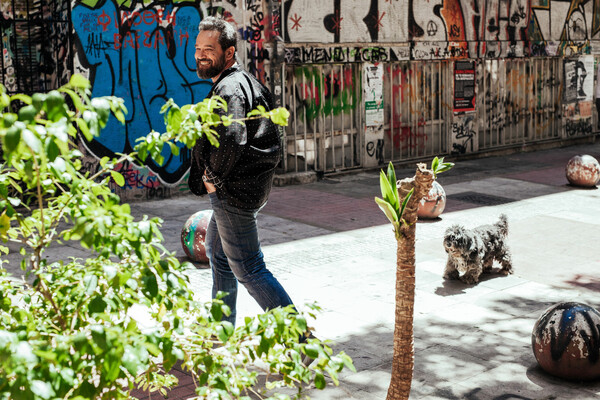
[375,196,399,224]
[386,162,400,212]
[379,170,398,212]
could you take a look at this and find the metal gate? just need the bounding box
[282,63,362,174]
[383,60,451,163]
[477,57,562,149]
[0,0,72,95]
[282,61,451,173]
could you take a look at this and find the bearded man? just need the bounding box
[188,17,295,326]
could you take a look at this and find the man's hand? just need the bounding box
[203,172,217,193]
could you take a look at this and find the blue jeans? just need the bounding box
[206,192,294,325]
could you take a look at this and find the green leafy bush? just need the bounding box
[0,75,353,399]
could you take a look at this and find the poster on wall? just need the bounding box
[364,63,384,126]
[564,55,594,103]
[453,60,476,113]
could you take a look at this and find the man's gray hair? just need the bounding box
[198,16,238,52]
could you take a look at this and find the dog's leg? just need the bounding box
[443,258,459,280]
[460,262,482,284]
[460,270,479,284]
[482,257,494,273]
[498,249,514,275]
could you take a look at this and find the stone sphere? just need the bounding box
[417,181,446,219]
[181,210,213,263]
[566,155,600,187]
[532,302,600,381]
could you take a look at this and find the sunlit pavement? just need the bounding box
[10,139,600,399]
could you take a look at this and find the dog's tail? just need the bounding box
[496,214,509,237]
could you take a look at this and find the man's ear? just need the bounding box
[225,46,235,62]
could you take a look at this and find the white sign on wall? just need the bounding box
[363,63,385,167]
[364,63,384,127]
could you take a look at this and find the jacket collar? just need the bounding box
[209,63,241,93]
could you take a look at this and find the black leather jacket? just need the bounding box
[189,64,282,209]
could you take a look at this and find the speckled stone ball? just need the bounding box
[565,155,600,187]
[417,181,446,219]
[181,210,213,263]
[532,302,600,381]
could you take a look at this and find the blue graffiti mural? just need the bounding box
[72,0,212,184]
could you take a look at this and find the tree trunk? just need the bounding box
[386,163,434,400]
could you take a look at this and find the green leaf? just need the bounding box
[31,93,46,110]
[30,380,55,399]
[168,142,180,156]
[314,372,326,389]
[436,162,454,174]
[304,343,320,359]
[83,274,98,295]
[375,196,398,224]
[44,90,66,121]
[386,162,399,209]
[110,171,125,187]
[341,353,356,372]
[145,342,161,357]
[122,346,143,375]
[3,124,22,153]
[216,321,234,342]
[60,368,75,386]
[91,325,108,350]
[143,273,159,298]
[33,349,57,361]
[104,352,121,382]
[10,93,32,105]
[89,296,107,314]
[210,300,223,322]
[76,118,92,141]
[431,156,454,178]
[379,169,397,212]
[45,139,60,162]
[60,88,86,114]
[431,156,440,172]
[386,162,396,189]
[0,92,10,109]
[21,128,42,152]
[2,112,17,127]
[270,107,290,126]
[69,73,91,89]
[168,107,183,131]
[91,98,111,128]
[14,341,37,363]
[18,104,38,122]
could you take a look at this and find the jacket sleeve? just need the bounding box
[188,143,208,196]
[204,86,248,187]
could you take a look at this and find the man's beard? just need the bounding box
[196,55,226,80]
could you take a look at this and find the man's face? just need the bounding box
[195,30,228,80]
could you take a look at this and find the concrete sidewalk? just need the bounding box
[11,140,600,399]
[128,140,600,399]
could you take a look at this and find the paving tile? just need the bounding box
[456,361,600,400]
[9,142,600,400]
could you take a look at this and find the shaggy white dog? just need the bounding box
[443,214,513,284]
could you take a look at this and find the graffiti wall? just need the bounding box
[69,0,277,199]
[1,0,600,194]
[72,0,208,191]
[283,62,362,171]
[283,0,600,60]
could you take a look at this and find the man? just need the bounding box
[189,16,294,326]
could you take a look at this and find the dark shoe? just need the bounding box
[300,331,318,367]
[301,352,315,367]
